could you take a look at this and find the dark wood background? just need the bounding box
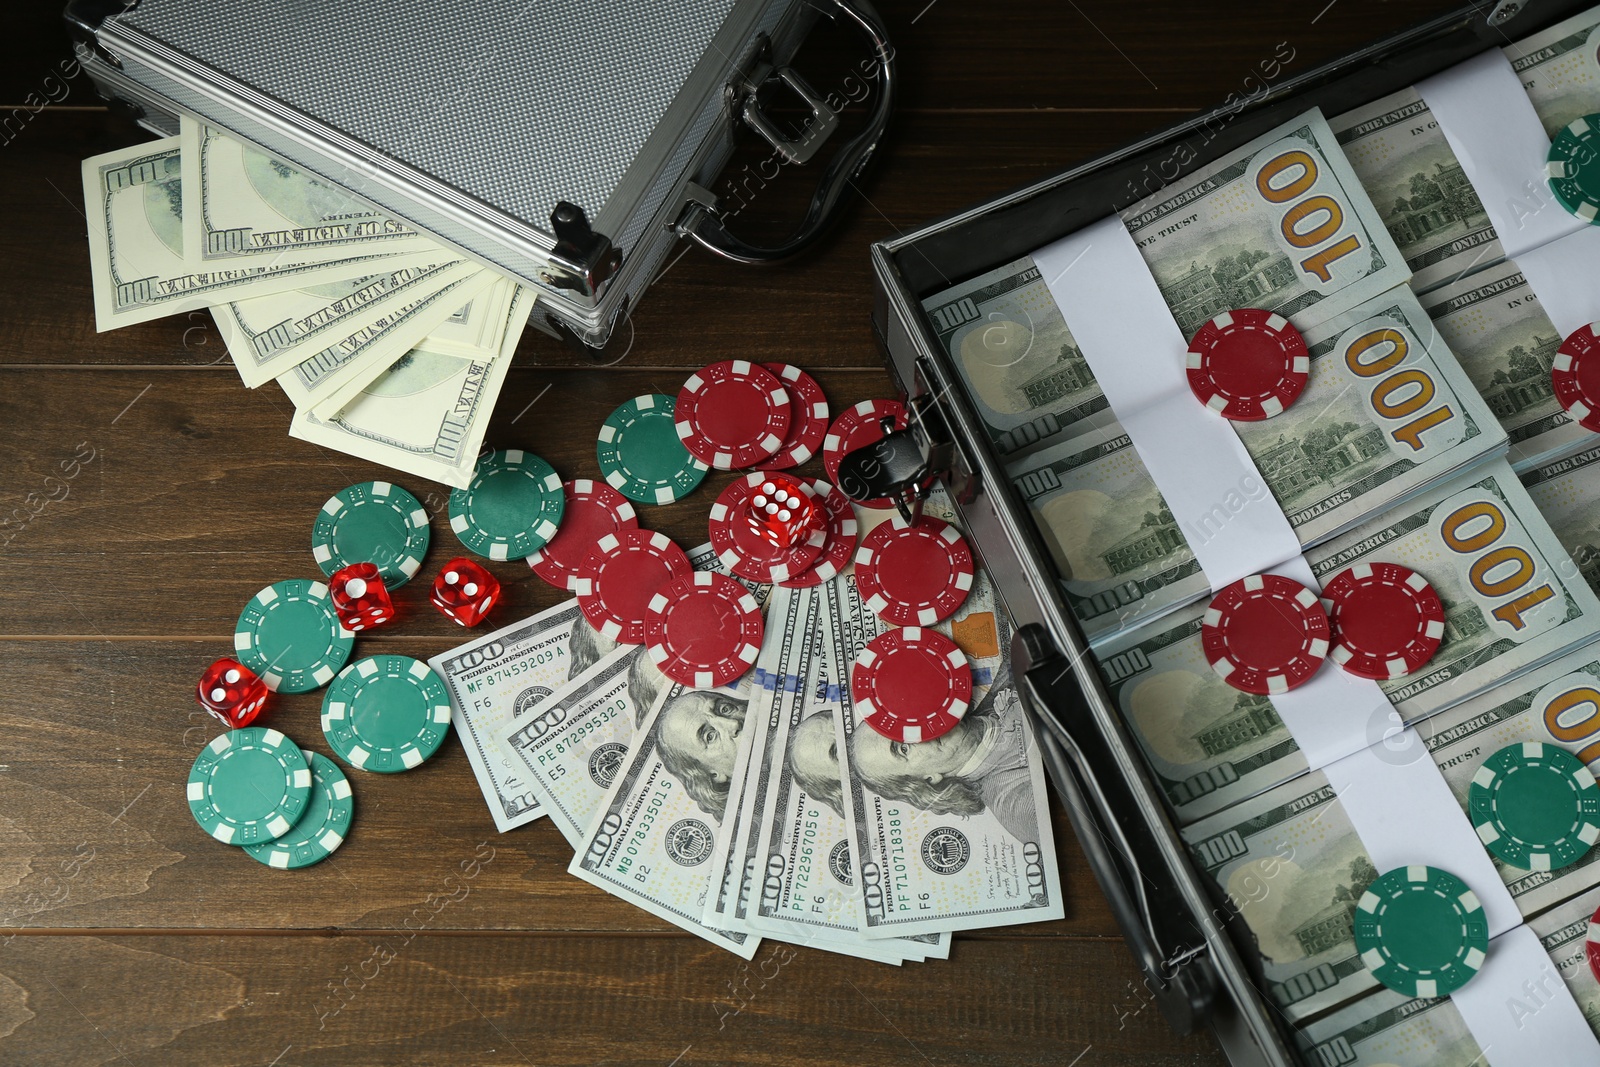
[0,2,1458,1064]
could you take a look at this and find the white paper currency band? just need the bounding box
[1033,220,1391,770]
[1452,924,1600,1065]
[1323,729,1519,938]
[1032,218,1302,587]
[1419,49,1600,336]
[1418,50,1585,260]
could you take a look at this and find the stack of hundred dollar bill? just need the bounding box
[428,504,1067,963]
[81,117,533,488]
[912,3,1600,1051]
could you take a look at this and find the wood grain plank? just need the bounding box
[0,934,1225,1065]
[0,367,928,637]
[0,637,1116,936]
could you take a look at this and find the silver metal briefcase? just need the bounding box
[65,0,894,353]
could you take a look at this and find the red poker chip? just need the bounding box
[573,528,691,644]
[644,571,764,689]
[1201,573,1330,695]
[674,360,791,470]
[854,515,974,626]
[708,473,826,584]
[1324,562,1445,680]
[526,479,639,591]
[779,479,859,589]
[823,399,908,509]
[852,627,973,744]
[1588,902,1600,984]
[753,363,829,471]
[1553,324,1600,433]
[1186,308,1309,421]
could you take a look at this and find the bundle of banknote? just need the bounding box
[81,118,532,487]
[431,500,1066,962]
[924,111,1509,645]
[1295,882,1600,1063]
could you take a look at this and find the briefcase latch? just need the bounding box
[833,364,976,525]
[542,201,622,300]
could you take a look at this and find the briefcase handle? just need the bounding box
[677,0,895,265]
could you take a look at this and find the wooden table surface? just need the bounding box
[0,2,1458,1063]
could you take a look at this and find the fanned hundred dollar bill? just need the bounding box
[1295,882,1600,1064]
[1013,284,1505,642]
[276,264,495,411]
[834,573,1065,939]
[212,258,467,387]
[180,118,436,267]
[1182,638,1600,1022]
[1098,457,1600,825]
[428,598,618,832]
[288,284,533,489]
[1422,259,1593,471]
[81,138,435,330]
[570,673,762,959]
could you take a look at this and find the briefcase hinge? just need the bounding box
[541,201,622,300]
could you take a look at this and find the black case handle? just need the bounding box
[680,0,895,265]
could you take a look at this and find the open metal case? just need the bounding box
[64,0,894,355]
[868,2,1590,1063]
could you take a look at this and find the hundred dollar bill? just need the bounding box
[423,278,520,359]
[1182,639,1600,1022]
[1295,884,1600,1065]
[1015,284,1506,642]
[1119,108,1408,336]
[81,138,433,331]
[212,258,467,387]
[1522,442,1600,599]
[180,119,435,266]
[732,586,938,962]
[1329,87,1501,294]
[288,285,532,488]
[276,265,496,411]
[428,598,620,833]
[834,575,1065,939]
[704,586,811,930]
[1511,3,1600,140]
[1422,259,1593,470]
[499,644,643,849]
[1100,457,1600,826]
[499,543,772,848]
[570,674,761,959]
[919,257,1115,461]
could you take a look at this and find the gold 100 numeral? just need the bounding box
[1255,150,1363,284]
[1343,328,1455,451]
[1439,499,1555,630]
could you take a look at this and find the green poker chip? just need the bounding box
[1353,865,1489,999]
[1547,113,1600,224]
[1469,741,1600,871]
[234,579,354,693]
[243,751,354,869]
[311,480,430,588]
[448,449,565,560]
[321,655,452,773]
[597,394,709,505]
[186,727,312,845]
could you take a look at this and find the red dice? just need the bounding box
[431,557,500,627]
[196,657,269,728]
[745,475,820,550]
[329,562,394,631]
